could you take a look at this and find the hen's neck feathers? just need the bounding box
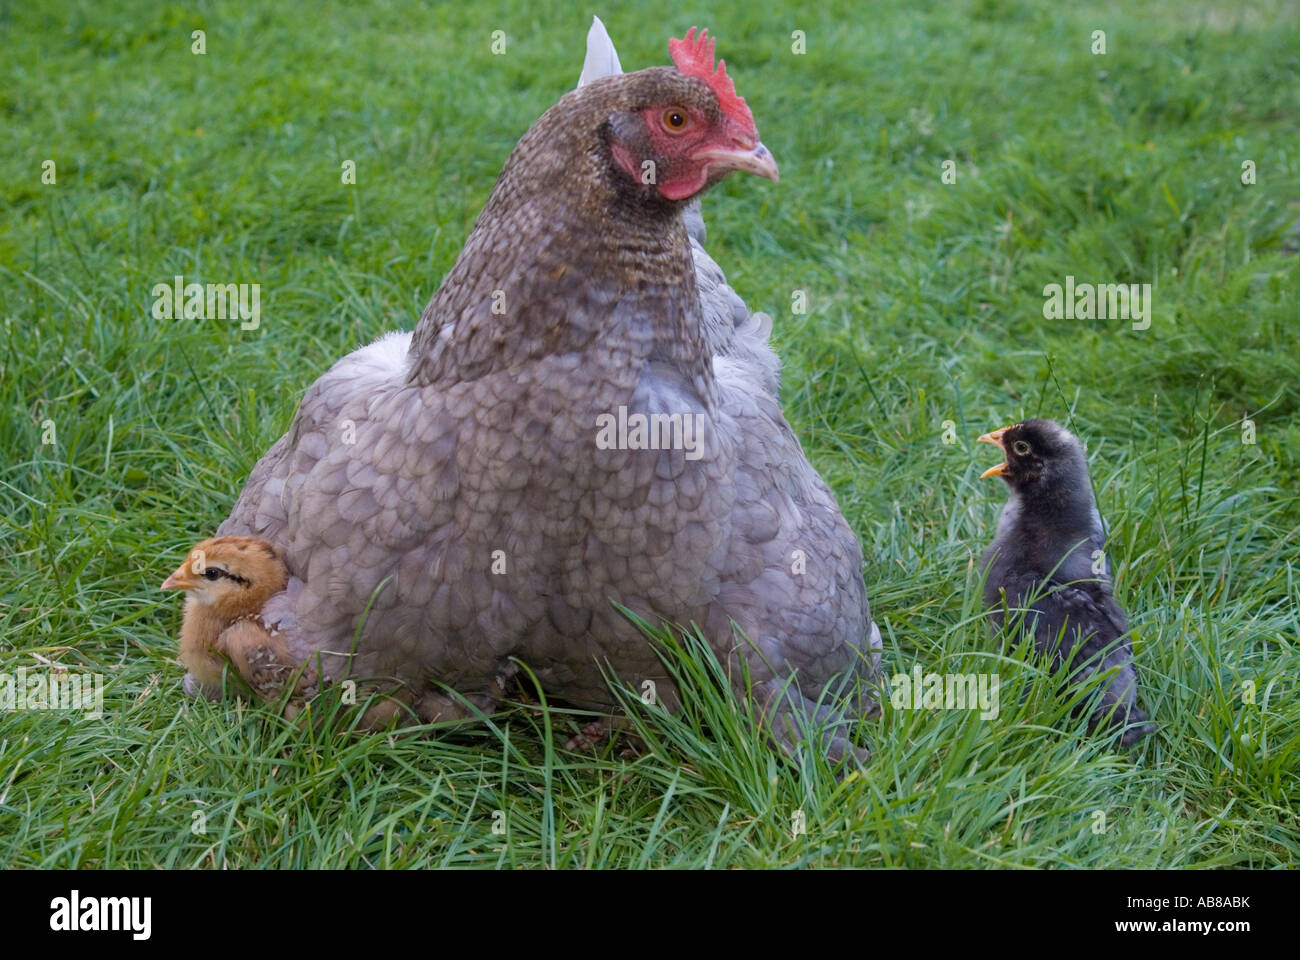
[407,69,715,411]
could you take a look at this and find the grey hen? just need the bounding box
[215,25,882,762]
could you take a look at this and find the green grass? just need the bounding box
[2,0,1297,868]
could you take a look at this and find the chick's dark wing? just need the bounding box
[989,569,1123,655]
[1020,576,1149,743]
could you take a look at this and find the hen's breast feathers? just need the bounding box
[217,213,868,686]
[222,210,780,540]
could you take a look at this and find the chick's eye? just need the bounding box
[203,568,221,581]
[663,109,687,131]
[1012,440,1031,456]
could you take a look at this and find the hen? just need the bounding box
[217,25,882,761]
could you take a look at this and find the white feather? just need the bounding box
[349,330,411,377]
[577,15,622,87]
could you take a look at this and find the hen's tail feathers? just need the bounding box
[578,16,623,88]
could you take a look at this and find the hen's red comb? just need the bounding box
[668,27,756,131]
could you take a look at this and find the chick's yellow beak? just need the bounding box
[978,426,1011,479]
[161,559,200,591]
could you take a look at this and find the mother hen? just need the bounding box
[217,24,882,762]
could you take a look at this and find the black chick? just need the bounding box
[978,418,1155,746]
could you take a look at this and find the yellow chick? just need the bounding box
[161,536,291,701]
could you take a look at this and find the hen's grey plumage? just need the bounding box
[215,25,881,761]
[979,419,1155,746]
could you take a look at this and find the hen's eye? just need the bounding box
[203,568,221,581]
[663,109,687,130]
[1012,440,1031,456]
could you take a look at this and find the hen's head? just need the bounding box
[609,27,777,201]
[161,536,287,616]
[514,27,777,209]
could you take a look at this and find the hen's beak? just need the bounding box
[694,140,779,182]
[978,427,1011,479]
[161,560,200,592]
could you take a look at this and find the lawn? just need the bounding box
[1,0,1297,868]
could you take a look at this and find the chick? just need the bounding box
[161,536,292,701]
[978,419,1155,746]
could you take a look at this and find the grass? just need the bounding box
[1,0,1297,868]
